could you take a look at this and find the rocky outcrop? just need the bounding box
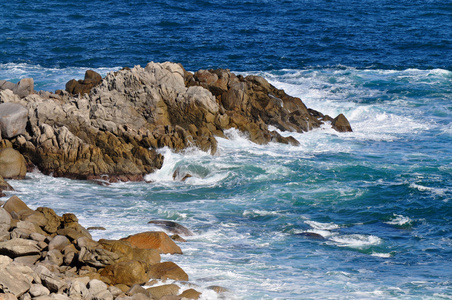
[0,61,352,180]
[66,70,103,96]
[0,195,224,299]
[0,78,35,98]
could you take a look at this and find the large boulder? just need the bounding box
[147,261,188,281]
[100,260,149,286]
[0,238,41,257]
[0,103,28,138]
[0,148,27,179]
[0,263,33,297]
[120,231,182,255]
[3,195,33,219]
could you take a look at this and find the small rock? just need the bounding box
[48,236,70,251]
[29,284,50,297]
[332,113,353,132]
[87,279,108,296]
[0,208,11,234]
[179,288,201,299]
[147,220,194,236]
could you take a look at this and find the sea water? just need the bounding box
[1,0,451,299]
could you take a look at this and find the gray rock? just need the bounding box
[0,103,28,138]
[88,279,108,296]
[29,284,50,297]
[48,236,70,251]
[0,264,32,297]
[13,254,40,266]
[0,238,41,258]
[67,279,91,300]
[44,249,63,266]
[12,78,34,98]
[0,208,11,234]
[92,290,113,300]
[30,232,47,243]
[0,148,27,179]
[107,286,123,298]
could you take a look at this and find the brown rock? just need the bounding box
[147,261,188,281]
[179,288,201,299]
[100,260,149,286]
[35,207,61,234]
[0,176,14,193]
[0,148,27,179]
[3,196,33,219]
[120,232,182,255]
[332,113,353,132]
[146,284,179,299]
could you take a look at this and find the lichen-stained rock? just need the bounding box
[120,231,182,255]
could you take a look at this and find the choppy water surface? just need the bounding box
[1,0,452,298]
[6,67,452,299]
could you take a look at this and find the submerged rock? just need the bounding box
[147,220,194,236]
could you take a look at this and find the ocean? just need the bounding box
[1,0,451,299]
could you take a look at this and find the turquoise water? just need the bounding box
[1,0,452,298]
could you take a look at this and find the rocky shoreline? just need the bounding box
[0,61,352,181]
[0,188,224,300]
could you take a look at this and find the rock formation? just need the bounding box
[0,61,352,180]
[0,194,223,299]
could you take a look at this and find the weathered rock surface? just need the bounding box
[0,103,28,139]
[0,61,351,180]
[0,195,210,299]
[0,148,27,179]
[120,231,182,254]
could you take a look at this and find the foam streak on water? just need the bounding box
[4,66,452,299]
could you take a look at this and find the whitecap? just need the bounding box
[385,214,412,226]
[305,220,340,230]
[329,234,382,249]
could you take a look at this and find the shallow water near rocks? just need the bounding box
[2,0,452,298]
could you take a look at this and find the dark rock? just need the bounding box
[296,232,326,240]
[147,220,194,236]
[66,70,102,95]
[332,113,353,132]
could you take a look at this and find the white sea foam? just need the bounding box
[329,234,382,249]
[305,220,340,230]
[0,62,119,91]
[385,214,412,226]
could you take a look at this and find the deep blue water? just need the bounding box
[1,0,451,71]
[1,0,452,299]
